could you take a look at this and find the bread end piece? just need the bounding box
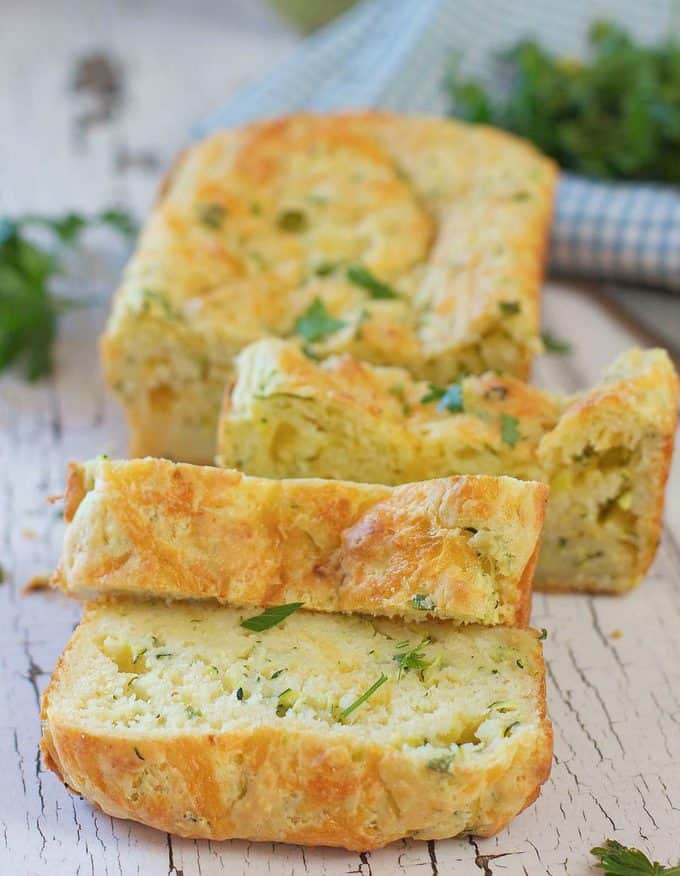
[536,348,678,592]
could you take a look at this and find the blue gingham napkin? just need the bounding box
[197,0,679,292]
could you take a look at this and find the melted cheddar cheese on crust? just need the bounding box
[54,458,548,626]
[218,341,678,593]
[102,112,556,463]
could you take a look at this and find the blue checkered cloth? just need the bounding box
[197,0,679,292]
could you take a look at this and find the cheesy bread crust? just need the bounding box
[41,598,552,850]
[218,341,678,593]
[54,458,547,625]
[102,112,556,462]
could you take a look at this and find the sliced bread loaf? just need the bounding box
[54,458,547,625]
[217,340,678,593]
[41,596,552,850]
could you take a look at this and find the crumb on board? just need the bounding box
[21,528,38,540]
[22,574,52,595]
[610,629,623,639]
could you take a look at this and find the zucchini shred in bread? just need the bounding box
[41,597,552,850]
[102,111,556,463]
[54,457,548,625]
[218,341,679,593]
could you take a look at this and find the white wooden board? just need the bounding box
[1,2,678,873]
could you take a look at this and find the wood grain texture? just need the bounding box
[1,2,678,873]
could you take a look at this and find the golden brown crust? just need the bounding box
[41,603,552,850]
[102,111,556,462]
[41,719,552,849]
[53,457,547,625]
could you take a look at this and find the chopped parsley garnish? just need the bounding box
[241,602,304,632]
[420,382,464,413]
[270,668,286,679]
[516,659,525,669]
[542,331,572,354]
[236,687,244,701]
[346,265,399,300]
[0,208,135,380]
[293,298,346,343]
[338,674,388,721]
[437,384,464,414]
[501,413,520,446]
[133,747,145,761]
[499,300,521,315]
[196,203,225,229]
[276,208,308,232]
[412,594,436,612]
[538,628,548,641]
[393,637,432,680]
[591,839,680,874]
[155,652,173,659]
[185,706,202,719]
[504,721,520,737]
[420,384,445,404]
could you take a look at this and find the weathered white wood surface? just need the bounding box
[1,2,678,873]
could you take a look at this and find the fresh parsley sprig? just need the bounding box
[347,265,399,300]
[338,673,388,721]
[591,839,680,875]
[0,208,136,380]
[240,602,303,632]
[393,637,432,679]
[420,382,464,413]
[294,298,346,343]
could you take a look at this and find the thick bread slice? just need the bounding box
[53,458,547,625]
[218,340,678,593]
[41,597,552,850]
[101,111,556,463]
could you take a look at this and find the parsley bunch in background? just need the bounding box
[0,209,135,380]
[447,21,680,183]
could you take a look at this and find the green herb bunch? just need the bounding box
[447,21,680,182]
[591,839,680,874]
[0,209,136,380]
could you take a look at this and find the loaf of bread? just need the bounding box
[41,597,552,850]
[218,340,678,592]
[54,458,547,625]
[101,112,556,463]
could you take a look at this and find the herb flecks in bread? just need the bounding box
[40,597,552,850]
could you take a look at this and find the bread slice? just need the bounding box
[101,111,556,462]
[41,596,552,850]
[218,340,678,592]
[53,458,547,625]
